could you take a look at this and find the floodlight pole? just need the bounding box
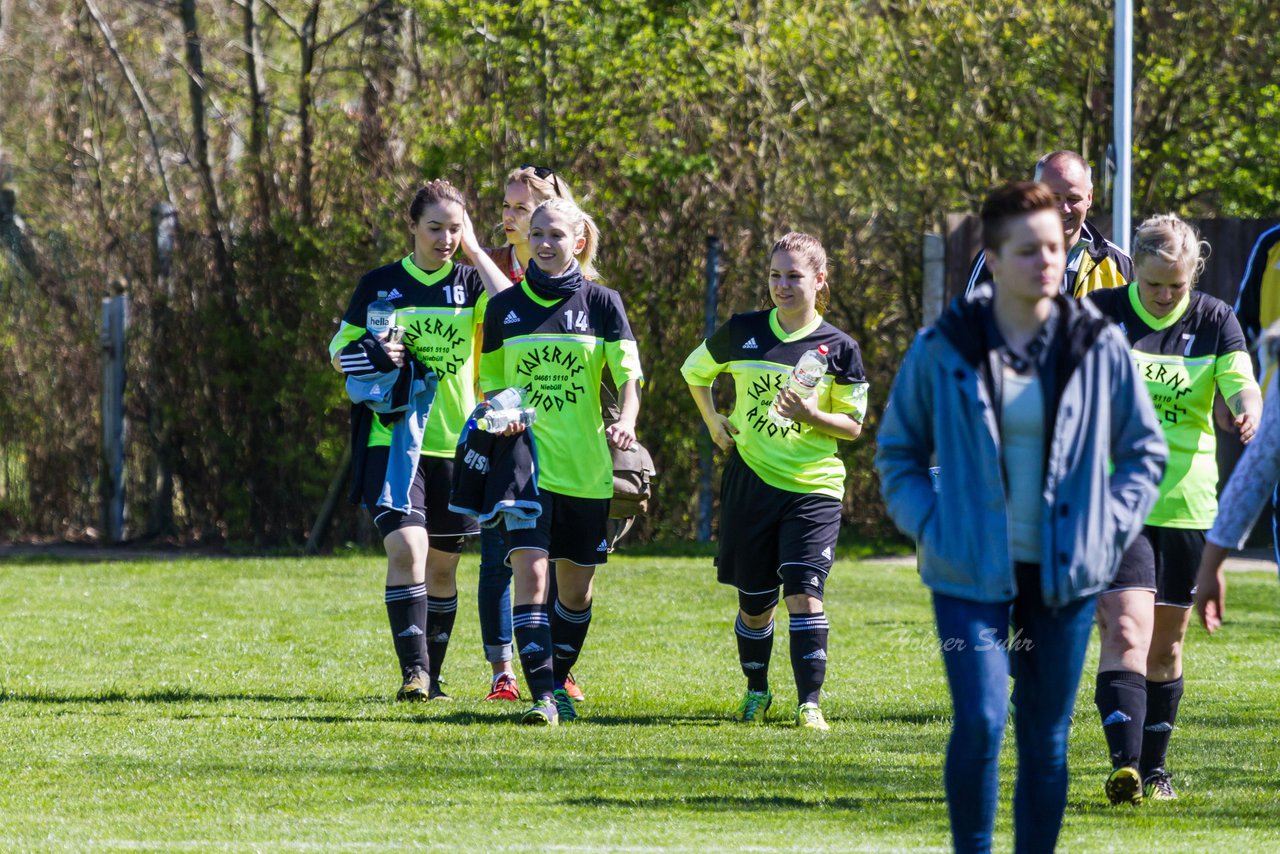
[697,235,721,543]
[1113,0,1133,253]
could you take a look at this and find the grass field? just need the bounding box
[1,552,1278,852]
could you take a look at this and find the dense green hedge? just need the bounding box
[1,0,1276,545]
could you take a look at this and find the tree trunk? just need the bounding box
[297,2,320,226]
[357,0,399,181]
[0,0,15,52]
[243,0,274,225]
[178,0,235,302]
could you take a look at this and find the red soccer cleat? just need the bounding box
[485,672,521,702]
[563,670,584,702]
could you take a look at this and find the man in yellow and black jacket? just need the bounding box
[964,150,1132,300]
[1235,224,1280,392]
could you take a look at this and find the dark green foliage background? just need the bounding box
[0,1,1276,545]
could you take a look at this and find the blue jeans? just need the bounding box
[931,564,1097,854]
[477,526,512,663]
[477,524,563,663]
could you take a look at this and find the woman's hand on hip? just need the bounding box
[704,413,738,451]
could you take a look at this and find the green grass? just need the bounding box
[1,555,1278,851]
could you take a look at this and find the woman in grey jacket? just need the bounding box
[876,182,1167,854]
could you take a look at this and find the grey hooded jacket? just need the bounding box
[875,289,1167,607]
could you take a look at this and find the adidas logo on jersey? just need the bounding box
[821,546,832,561]
[743,337,759,349]
[397,625,424,638]
[803,649,828,661]
[597,539,609,551]
[504,310,521,325]
[386,288,403,300]
[519,641,544,655]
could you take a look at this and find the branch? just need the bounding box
[317,0,393,52]
[177,0,236,298]
[0,0,13,51]
[252,0,302,39]
[79,0,176,205]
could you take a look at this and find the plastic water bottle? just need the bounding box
[476,407,538,432]
[768,345,830,429]
[366,292,396,339]
[482,387,528,413]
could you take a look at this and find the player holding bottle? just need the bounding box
[479,197,643,725]
[329,179,510,701]
[682,232,868,731]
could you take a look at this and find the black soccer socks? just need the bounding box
[513,604,554,701]
[551,599,592,686]
[385,584,429,677]
[425,594,458,686]
[735,614,774,693]
[1141,676,1184,776]
[1095,670,1147,769]
[789,612,829,706]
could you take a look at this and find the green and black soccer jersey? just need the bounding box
[479,280,643,500]
[1088,285,1258,528]
[681,309,869,499]
[329,256,488,457]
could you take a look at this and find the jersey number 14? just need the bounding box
[564,309,589,332]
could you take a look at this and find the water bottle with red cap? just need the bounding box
[768,344,830,429]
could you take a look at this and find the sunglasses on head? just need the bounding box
[521,164,564,197]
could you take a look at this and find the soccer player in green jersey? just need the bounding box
[478,166,584,705]
[329,179,511,702]
[682,232,869,731]
[479,197,643,725]
[1087,214,1262,804]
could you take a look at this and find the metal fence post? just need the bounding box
[146,202,177,536]
[101,294,128,543]
[923,232,946,326]
[697,235,721,542]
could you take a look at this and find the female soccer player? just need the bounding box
[479,196,643,725]
[477,166,585,704]
[485,165,566,285]
[1086,214,1261,803]
[329,179,511,702]
[876,182,1166,853]
[681,232,868,731]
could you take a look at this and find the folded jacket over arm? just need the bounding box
[450,415,542,530]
